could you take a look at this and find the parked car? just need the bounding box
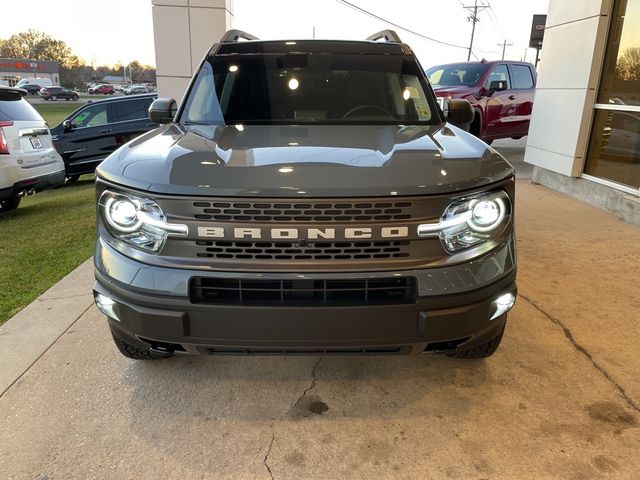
[124,84,148,95]
[21,84,43,95]
[50,93,157,181]
[92,29,517,361]
[39,86,80,101]
[0,86,65,212]
[426,60,536,144]
[89,84,115,95]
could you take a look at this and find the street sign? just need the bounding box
[529,14,547,49]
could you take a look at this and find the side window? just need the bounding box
[71,104,108,128]
[109,99,152,123]
[485,65,510,89]
[427,68,444,85]
[511,65,535,89]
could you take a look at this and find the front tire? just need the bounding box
[51,94,57,101]
[111,333,171,360]
[446,325,505,359]
[0,196,21,212]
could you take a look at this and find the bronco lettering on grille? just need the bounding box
[197,226,409,240]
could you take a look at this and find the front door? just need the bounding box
[482,64,518,139]
[57,102,115,174]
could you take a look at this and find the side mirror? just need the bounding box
[63,119,74,132]
[443,99,474,131]
[149,98,177,124]
[488,80,507,95]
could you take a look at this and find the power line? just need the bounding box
[334,0,468,50]
[482,0,511,43]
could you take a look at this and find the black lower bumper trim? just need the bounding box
[96,270,516,356]
[0,170,65,200]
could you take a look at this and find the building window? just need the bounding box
[584,0,640,189]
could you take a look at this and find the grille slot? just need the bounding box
[190,277,417,306]
[206,346,406,355]
[192,201,413,222]
[195,240,411,260]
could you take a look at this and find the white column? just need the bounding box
[151,0,234,101]
[524,0,611,177]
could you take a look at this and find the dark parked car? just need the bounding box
[93,30,517,361]
[426,60,536,144]
[39,86,79,101]
[50,93,157,180]
[21,84,42,95]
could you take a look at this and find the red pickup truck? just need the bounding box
[426,60,536,145]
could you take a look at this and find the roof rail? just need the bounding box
[366,30,402,43]
[220,29,259,43]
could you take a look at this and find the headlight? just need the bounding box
[417,191,510,253]
[99,190,188,253]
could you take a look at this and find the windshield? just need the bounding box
[180,54,438,125]
[426,64,489,87]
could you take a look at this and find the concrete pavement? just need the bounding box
[1,142,639,479]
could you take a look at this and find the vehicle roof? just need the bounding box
[429,60,534,68]
[0,86,27,98]
[212,39,413,56]
[81,92,157,106]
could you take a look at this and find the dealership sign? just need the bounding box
[529,14,547,49]
[0,58,59,73]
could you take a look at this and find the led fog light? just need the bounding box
[95,293,119,321]
[489,292,516,321]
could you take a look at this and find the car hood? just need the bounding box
[96,123,513,197]
[431,85,474,96]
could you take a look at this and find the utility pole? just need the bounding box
[463,0,488,61]
[497,40,513,60]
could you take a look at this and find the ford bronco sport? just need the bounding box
[93,30,517,360]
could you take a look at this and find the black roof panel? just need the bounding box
[214,40,409,56]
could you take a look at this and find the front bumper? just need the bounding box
[94,236,517,355]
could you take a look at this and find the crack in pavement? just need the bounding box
[519,293,640,414]
[288,356,324,412]
[263,433,275,480]
[38,293,93,302]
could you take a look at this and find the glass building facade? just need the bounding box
[585,0,640,189]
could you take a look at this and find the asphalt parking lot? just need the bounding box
[1,141,639,479]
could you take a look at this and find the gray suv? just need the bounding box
[93,30,517,360]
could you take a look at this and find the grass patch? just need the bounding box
[31,102,82,127]
[0,176,96,325]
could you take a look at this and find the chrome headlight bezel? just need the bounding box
[418,190,511,254]
[98,190,188,254]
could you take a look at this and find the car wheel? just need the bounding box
[51,94,57,101]
[0,196,21,212]
[446,324,505,359]
[111,333,172,360]
[73,95,79,101]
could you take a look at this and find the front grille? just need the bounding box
[191,200,413,222]
[194,240,411,260]
[190,277,417,306]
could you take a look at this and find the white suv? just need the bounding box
[0,86,65,212]
[124,84,148,95]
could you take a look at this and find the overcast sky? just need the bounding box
[2,0,549,68]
